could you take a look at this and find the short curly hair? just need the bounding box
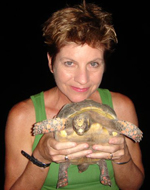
[43,2,118,59]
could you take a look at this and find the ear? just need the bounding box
[47,53,53,73]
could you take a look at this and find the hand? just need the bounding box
[34,133,93,163]
[86,135,131,161]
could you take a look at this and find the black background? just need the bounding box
[1,1,149,189]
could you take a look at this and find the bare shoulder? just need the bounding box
[110,91,138,125]
[7,98,35,123]
[5,98,35,140]
[9,98,33,116]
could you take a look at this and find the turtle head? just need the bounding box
[72,113,90,136]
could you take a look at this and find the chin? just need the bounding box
[68,96,88,103]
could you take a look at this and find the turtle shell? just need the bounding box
[33,99,143,188]
[33,99,143,164]
[55,100,121,164]
[57,99,117,119]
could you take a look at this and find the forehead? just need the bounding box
[57,43,104,59]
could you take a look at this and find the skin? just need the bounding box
[5,43,144,190]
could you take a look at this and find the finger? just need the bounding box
[86,150,124,160]
[51,149,92,163]
[48,141,90,158]
[86,152,112,159]
[67,149,92,160]
[92,144,123,153]
[109,136,125,145]
[55,143,89,156]
[48,138,77,150]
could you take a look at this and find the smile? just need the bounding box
[71,86,89,92]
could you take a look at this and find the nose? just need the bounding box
[74,67,90,85]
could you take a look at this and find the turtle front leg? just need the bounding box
[33,118,66,135]
[57,162,70,188]
[98,159,111,186]
[116,120,143,142]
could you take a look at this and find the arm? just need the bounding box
[88,93,144,190]
[111,93,145,189]
[112,138,144,190]
[4,100,91,190]
[4,100,50,190]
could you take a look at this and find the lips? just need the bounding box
[71,86,89,92]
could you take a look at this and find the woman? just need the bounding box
[5,2,144,190]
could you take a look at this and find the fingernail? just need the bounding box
[93,145,98,150]
[86,155,91,157]
[84,144,89,148]
[72,143,77,147]
[86,151,92,157]
[109,139,114,144]
[88,150,92,154]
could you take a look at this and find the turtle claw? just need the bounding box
[57,179,68,189]
[100,175,111,187]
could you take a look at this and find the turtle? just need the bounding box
[33,99,143,188]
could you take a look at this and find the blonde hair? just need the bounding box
[43,2,118,58]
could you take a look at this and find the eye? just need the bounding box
[64,61,74,66]
[90,62,99,67]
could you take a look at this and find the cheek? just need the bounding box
[91,70,104,83]
[53,67,72,83]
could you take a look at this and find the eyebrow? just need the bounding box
[60,57,104,63]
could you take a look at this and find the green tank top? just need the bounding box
[31,88,119,190]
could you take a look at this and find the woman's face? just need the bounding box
[49,43,105,102]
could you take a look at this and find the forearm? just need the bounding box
[9,161,49,190]
[113,159,144,190]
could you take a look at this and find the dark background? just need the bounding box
[1,0,149,189]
